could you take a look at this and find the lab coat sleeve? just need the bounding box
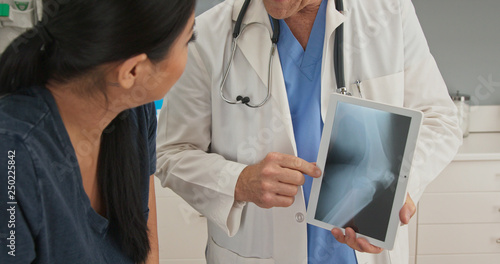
[156,43,247,237]
[400,0,462,203]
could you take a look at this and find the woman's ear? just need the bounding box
[117,54,149,89]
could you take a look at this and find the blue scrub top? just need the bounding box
[275,0,357,263]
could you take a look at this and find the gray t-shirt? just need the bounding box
[0,87,156,263]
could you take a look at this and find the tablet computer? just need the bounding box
[307,93,423,250]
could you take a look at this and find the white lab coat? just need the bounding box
[156,0,462,263]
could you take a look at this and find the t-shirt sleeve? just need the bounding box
[140,103,157,220]
[0,136,39,263]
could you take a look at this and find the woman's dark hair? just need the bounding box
[0,0,195,262]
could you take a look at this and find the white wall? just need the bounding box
[194,0,500,105]
[195,0,224,16]
[413,0,500,105]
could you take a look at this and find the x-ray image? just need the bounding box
[314,102,411,241]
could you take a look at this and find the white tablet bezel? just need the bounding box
[306,93,423,250]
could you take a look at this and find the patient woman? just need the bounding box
[0,0,195,263]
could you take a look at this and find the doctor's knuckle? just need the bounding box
[296,173,305,185]
[260,166,275,178]
[260,181,273,191]
[293,158,303,168]
[266,152,280,162]
[261,193,274,205]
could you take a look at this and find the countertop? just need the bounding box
[454,132,500,161]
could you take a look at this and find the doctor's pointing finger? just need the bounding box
[235,152,322,209]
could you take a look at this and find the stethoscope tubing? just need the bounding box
[220,22,275,108]
[220,0,347,108]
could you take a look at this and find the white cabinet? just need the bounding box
[419,192,500,224]
[413,133,500,264]
[154,177,207,264]
[417,223,500,255]
[417,254,500,264]
[409,214,417,264]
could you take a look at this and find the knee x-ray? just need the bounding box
[314,102,411,241]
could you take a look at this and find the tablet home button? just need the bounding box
[295,212,305,223]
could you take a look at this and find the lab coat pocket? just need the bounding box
[207,237,275,264]
[350,72,404,106]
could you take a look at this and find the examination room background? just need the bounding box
[192,0,500,107]
[0,0,499,263]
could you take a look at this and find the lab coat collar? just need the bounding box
[232,0,271,29]
[325,0,346,41]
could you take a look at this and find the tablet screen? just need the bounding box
[314,101,411,242]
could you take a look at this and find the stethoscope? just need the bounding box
[220,0,348,108]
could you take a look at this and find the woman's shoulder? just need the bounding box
[0,87,51,140]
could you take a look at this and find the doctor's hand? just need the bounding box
[235,152,321,209]
[330,193,416,254]
[399,193,416,225]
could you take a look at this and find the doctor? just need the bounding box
[156,0,462,263]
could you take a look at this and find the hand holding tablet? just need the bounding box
[331,194,417,253]
[307,93,423,250]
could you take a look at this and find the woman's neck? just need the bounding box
[47,83,120,154]
[46,82,126,216]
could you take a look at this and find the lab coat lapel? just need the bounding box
[231,0,273,90]
[232,0,298,156]
[321,0,346,122]
[271,47,298,156]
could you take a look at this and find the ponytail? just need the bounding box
[98,110,150,263]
